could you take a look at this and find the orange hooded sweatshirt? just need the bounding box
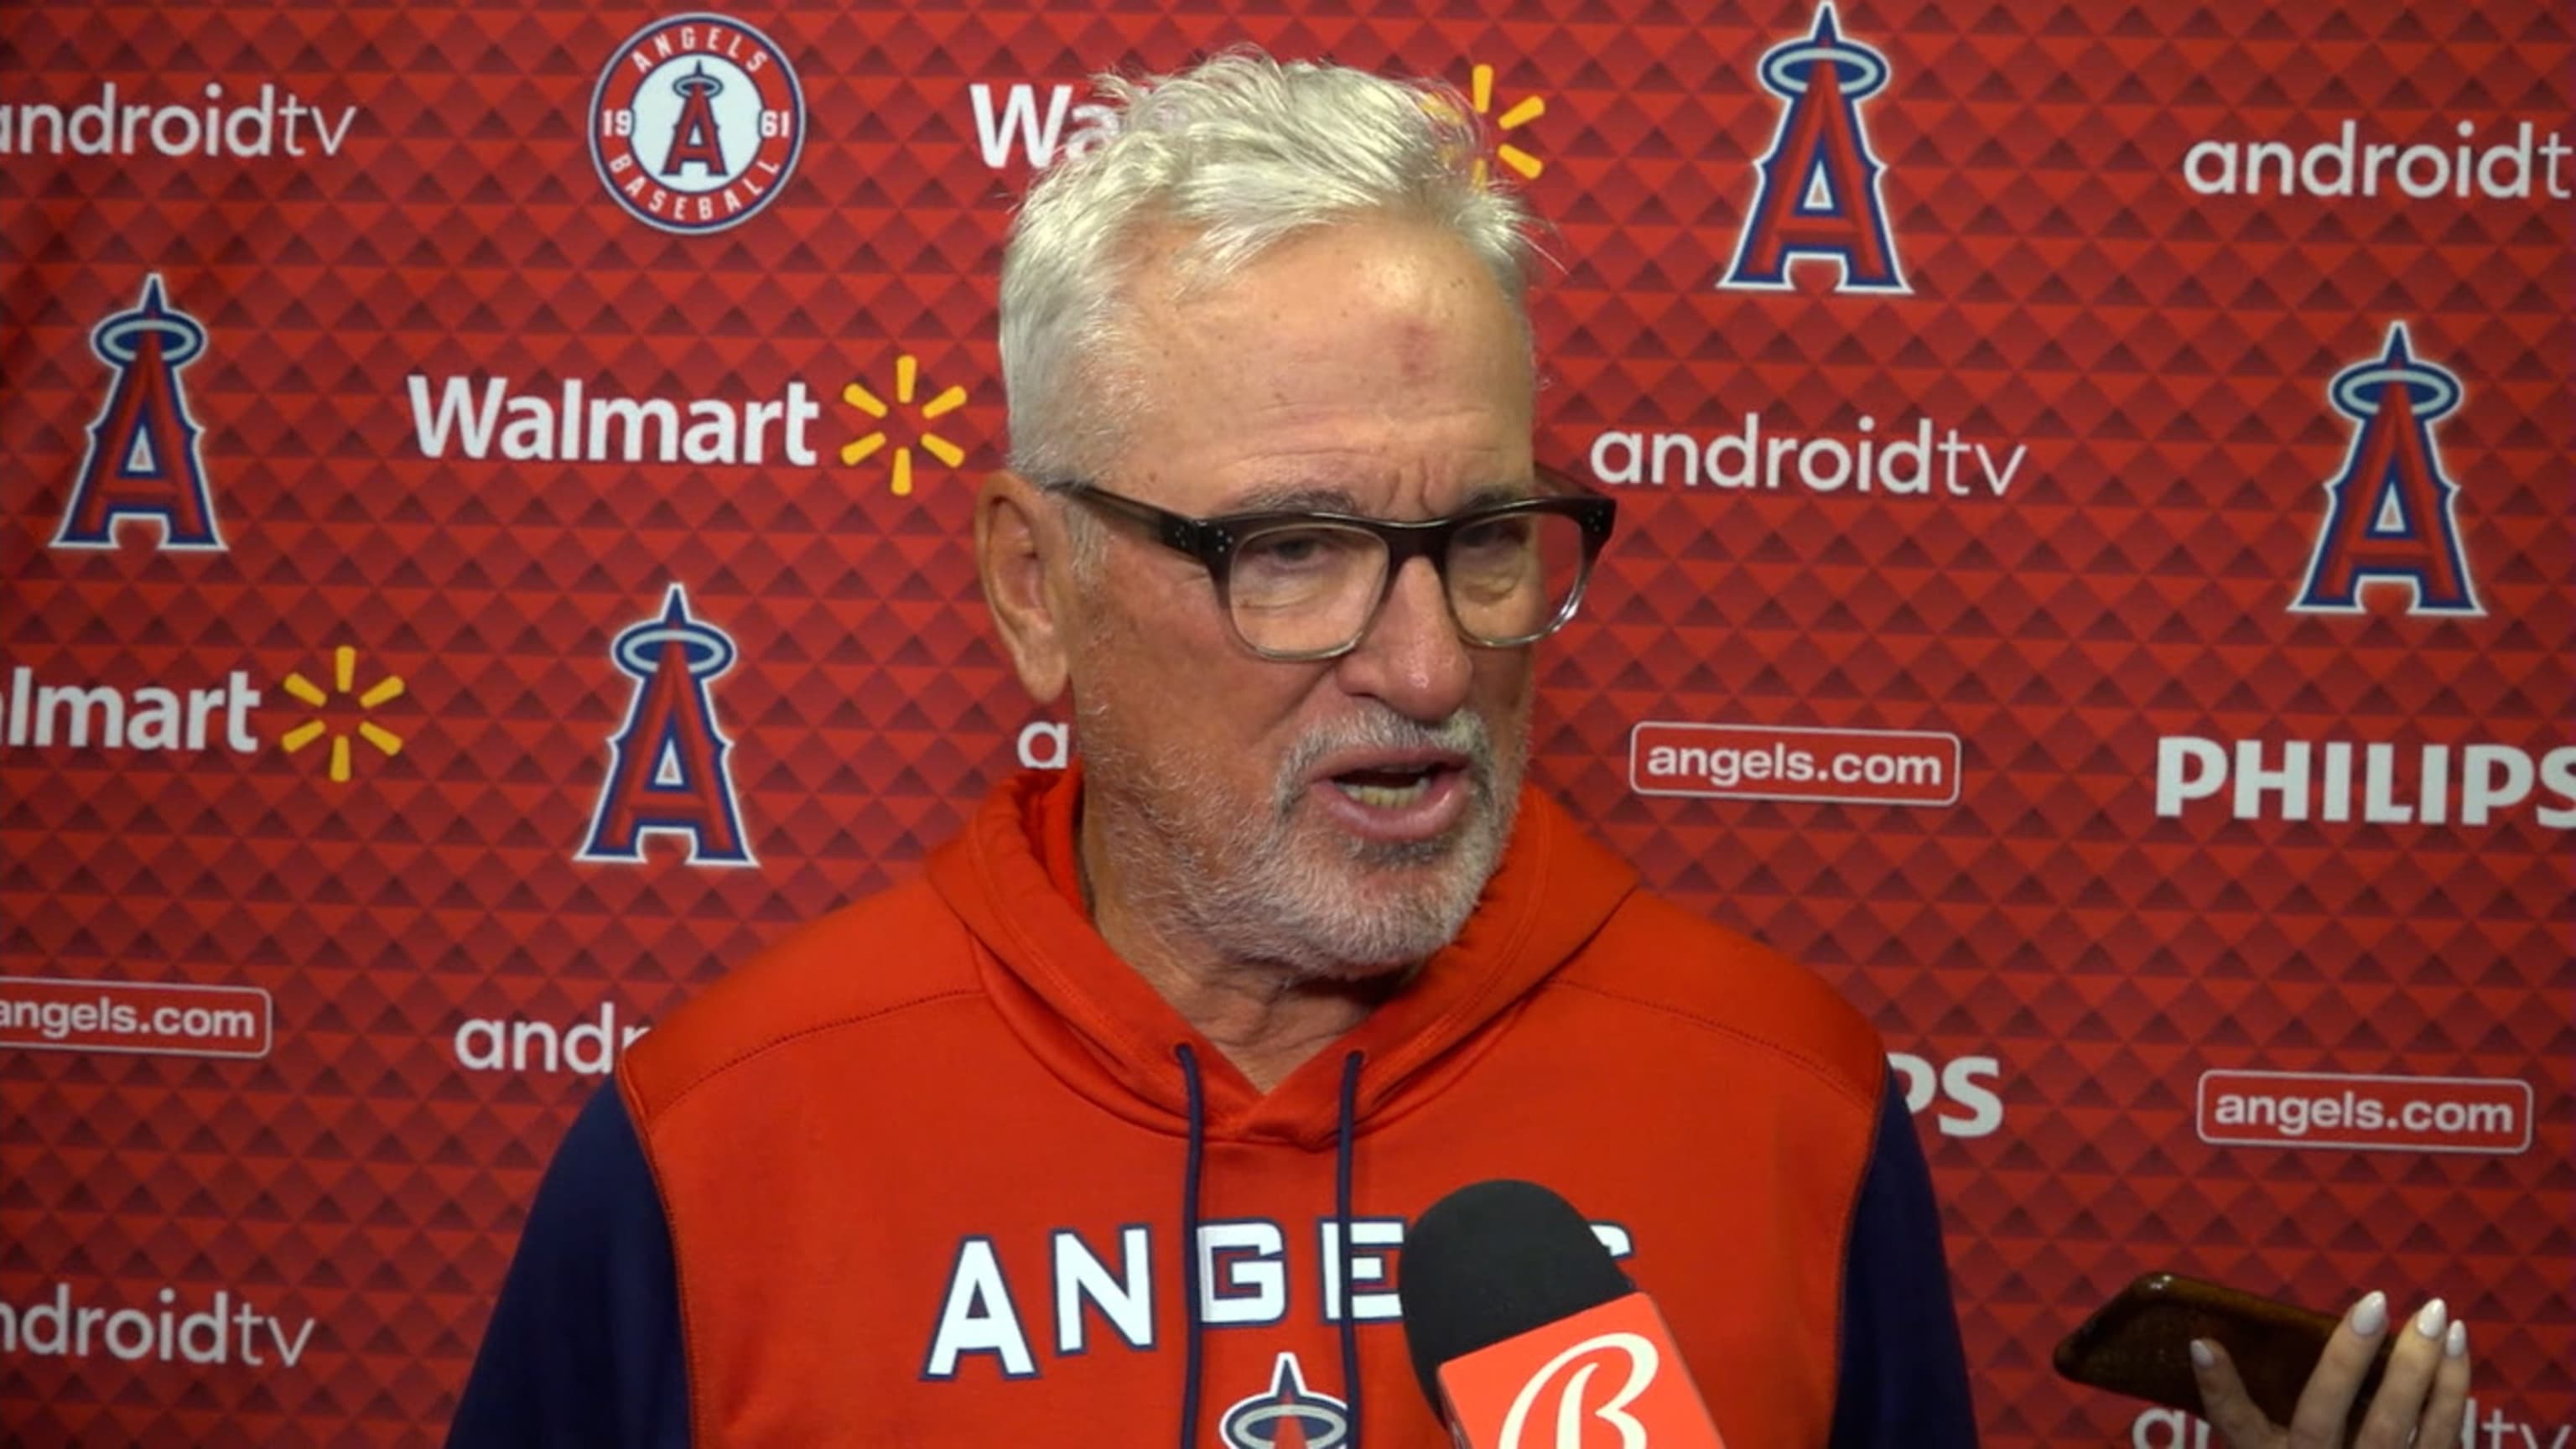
[447,767,1977,1448]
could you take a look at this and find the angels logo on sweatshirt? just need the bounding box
[1219,1353,1350,1449]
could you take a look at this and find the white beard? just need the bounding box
[1076,699,1525,976]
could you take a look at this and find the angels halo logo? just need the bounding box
[1218,1353,1348,1449]
[589,13,804,234]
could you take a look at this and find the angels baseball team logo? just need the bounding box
[579,584,756,866]
[589,13,804,234]
[1218,1353,1351,1449]
[2292,323,2480,616]
[53,275,225,552]
[1722,3,1909,294]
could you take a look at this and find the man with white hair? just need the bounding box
[449,51,2471,1449]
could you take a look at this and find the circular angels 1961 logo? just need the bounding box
[589,13,804,234]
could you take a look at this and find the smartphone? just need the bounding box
[2054,1273,2391,1441]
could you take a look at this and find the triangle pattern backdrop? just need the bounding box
[1,1,2568,1444]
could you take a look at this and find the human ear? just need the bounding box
[974,470,1073,702]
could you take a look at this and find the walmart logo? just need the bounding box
[3,643,413,791]
[403,355,976,496]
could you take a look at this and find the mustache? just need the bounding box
[1275,709,1494,811]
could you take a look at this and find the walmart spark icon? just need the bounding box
[1468,64,1545,184]
[280,646,405,784]
[842,355,967,496]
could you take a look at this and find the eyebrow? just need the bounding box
[1215,478,1542,517]
[1223,482,1361,513]
[1458,480,1539,509]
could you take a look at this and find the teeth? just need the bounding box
[1334,776,1434,808]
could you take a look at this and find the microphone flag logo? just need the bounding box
[1438,1294,1727,1449]
[1497,1331,1659,1449]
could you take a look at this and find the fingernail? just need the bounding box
[2189,1339,2215,1370]
[2445,1321,2469,1359]
[2413,1298,2449,1339]
[2351,1291,2388,1337]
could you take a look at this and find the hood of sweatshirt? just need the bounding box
[922,763,1639,1150]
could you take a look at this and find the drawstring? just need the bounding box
[1171,1044,1368,1449]
[1335,1049,1366,1449]
[1176,1043,1208,1449]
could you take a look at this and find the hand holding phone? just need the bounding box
[2054,1274,2472,1449]
[2055,1273,2373,1431]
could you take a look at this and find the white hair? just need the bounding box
[998,49,1542,486]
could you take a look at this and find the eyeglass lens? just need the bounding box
[1226,512,1591,657]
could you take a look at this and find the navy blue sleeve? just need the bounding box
[446,1082,690,1449]
[1826,1078,1980,1449]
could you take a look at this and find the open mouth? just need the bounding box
[1327,760,1463,810]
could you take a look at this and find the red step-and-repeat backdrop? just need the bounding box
[3,1,2569,1444]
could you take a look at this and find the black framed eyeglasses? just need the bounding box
[1049,466,1618,662]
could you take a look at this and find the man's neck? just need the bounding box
[1078,812,1389,1093]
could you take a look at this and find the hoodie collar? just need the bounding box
[925,763,1639,1149]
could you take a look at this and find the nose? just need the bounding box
[1332,555,1473,721]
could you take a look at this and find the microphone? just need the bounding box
[1397,1179,1728,1449]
